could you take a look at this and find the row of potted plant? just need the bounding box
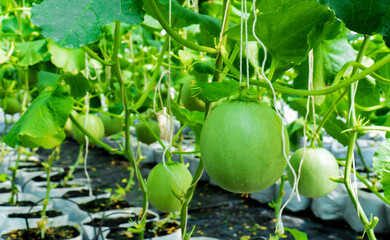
[0,146,182,240]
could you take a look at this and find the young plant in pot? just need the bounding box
[81,207,159,240]
[1,147,81,239]
[106,214,181,240]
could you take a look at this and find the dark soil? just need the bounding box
[0,200,35,207]
[0,187,11,193]
[61,188,106,198]
[18,167,46,172]
[8,210,63,219]
[35,138,389,240]
[39,183,85,189]
[31,172,68,182]
[0,226,80,240]
[85,216,135,227]
[78,198,134,213]
[17,164,43,170]
[106,221,180,239]
[84,212,158,227]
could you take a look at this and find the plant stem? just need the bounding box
[212,0,231,82]
[9,146,22,204]
[144,0,217,54]
[355,142,371,173]
[315,89,347,136]
[180,102,212,239]
[40,145,60,239]
[112,21,148,240]
[221,51,390,96]
[344,132,376,239]
[353,126,390,133]
[355,103,387,112]
[0,7,30,16]
[64,144,84,183]
[180,159,204,240]
[274,176,286,232]
[82,46,113,66]
[338,160,390,205]
[133,40,169,111]
[349,36,369,126]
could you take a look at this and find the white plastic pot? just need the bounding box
[327,138,381,169]
[310,184,348,220]
[17,167,65,189]
[0,181,21,200]
[277,181,311,212]
[250,184,277,204]
[139,142,162,163]
[0,151,40,176]
[58,188,111,204]
[0,192,53,214]
[0,209,68,232]
[385,204,390,233]
[0,221,82,240]
[24,179,89,199]
[344,188,389,233]
[114,220,181,240]
[81,207,159,240]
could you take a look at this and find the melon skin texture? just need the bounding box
[147,162,193,212]
[99,114,123,136]
[72,114,105,145]
[200,99,289,193]
[1,97,21,115]
[135,120,161,144]
[287,147,339,198]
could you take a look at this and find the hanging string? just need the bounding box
[244,0,250,89]
[240,0,250,88]
[154,0,186,196]
[296,49,315,198]
[284,49,314,208]
[251,1,290,234]
[348,70,361,219]
[83,53,93,196]
[239,0,244,86]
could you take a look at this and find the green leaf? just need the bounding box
[284,227,308,240]
[64,73,91,99]
[171,101,204,127]
[373,139,390,177]
[355,78,381,107]
[372,139,390,200]
[1,16,19,33]
[15,39,49,66]
[170,100,204,145]
[1,15,35,38]
[4,85,73,149]
[0,174,8,182]
[320,93,350,146]
[195,80,239,102]
[376,52,390,100]
[47,40,85,72]
[146,0,222,37]
[293,36,357,105]
[227,0,335,65]
[31,0,145,48]
[317,0,390,47]
[36,71,62,93]
[287,94,350,146]
[0,48,8,64]
[382,169,390,200]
